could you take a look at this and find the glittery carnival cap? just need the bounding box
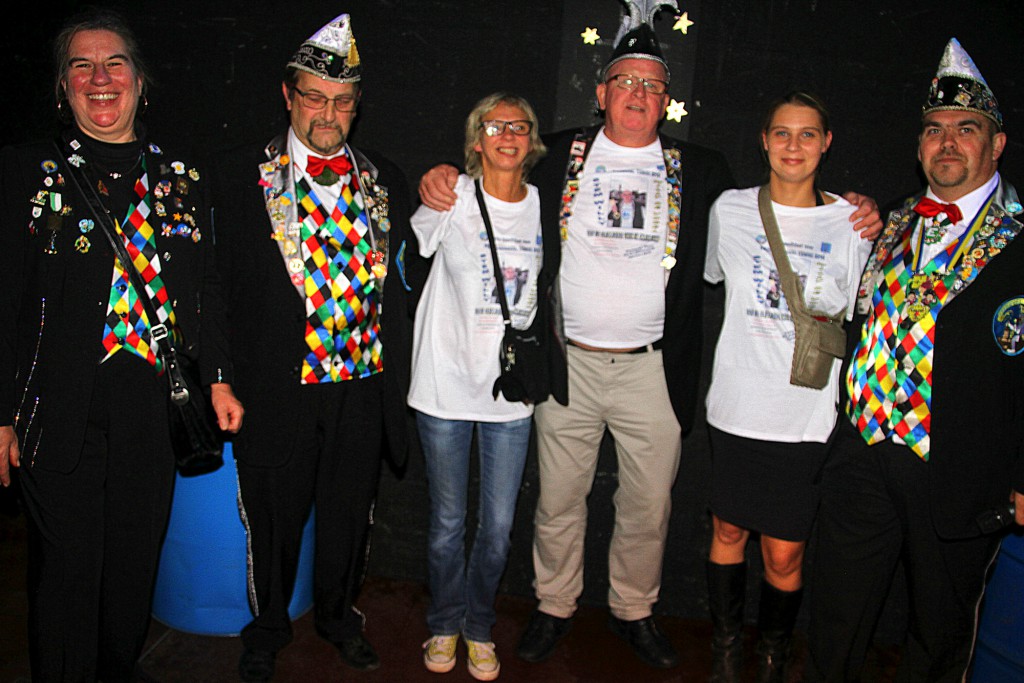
[602,0,679,81]
[923,38,1001,129]
[287,13,361,83]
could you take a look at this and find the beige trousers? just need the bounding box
[532,345,682,621]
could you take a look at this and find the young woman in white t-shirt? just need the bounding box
[409,93,547,681]
[702,92,873,683]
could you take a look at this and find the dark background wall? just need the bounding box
[4,0,1022,641]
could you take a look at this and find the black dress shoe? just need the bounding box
[608,615,679,669]
[334,633,381,671]
[239,647,276,682]
[516,610,572,662]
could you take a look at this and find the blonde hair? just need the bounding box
[463,92,547,179]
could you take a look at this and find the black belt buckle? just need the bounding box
[627,339,663,354]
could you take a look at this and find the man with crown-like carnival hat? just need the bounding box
[211,12,421,682]
[417,1,880,673]
[807,38,1024,682]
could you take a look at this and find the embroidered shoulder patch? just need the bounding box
[992,296,1024,356]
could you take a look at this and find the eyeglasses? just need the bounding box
[606,74,669,95]
[290,86,358,111]
[480,120,533,136]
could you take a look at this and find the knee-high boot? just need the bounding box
[707,560,746,683]
[754,580,803,683]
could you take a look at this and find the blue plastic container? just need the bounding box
[152,442,315,636]
[972,531,1024,682]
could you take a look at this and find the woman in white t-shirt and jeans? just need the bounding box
[408,93,547,681]
[702,92,872,683]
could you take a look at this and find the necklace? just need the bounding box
[98,151,143,181]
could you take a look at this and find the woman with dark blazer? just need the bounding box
[0,9,242,681]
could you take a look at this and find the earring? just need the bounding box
[56,98,73,123]
[138,94,149,116]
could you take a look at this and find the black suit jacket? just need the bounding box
[530,126,734,432]
[211,136,419,469]
[0,131,232,472]
[841,178,1024,538]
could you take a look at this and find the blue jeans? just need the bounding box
[416,411,532,642]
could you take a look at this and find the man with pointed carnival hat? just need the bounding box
[211,12,421,681]
[807,38,1024,682]
[418,0,880,671]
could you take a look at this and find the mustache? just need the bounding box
[930,151,966,164]
[310,118,342,130]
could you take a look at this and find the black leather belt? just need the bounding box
[569,339,664,354]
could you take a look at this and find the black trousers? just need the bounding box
[807,420,1001,682]
[235,373,384,653]
[19,353,175,683]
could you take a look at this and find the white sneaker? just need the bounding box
[466,639,500,681]
[422,634,459,673]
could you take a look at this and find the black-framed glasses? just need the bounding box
[606,74,669,95]
[480,120,533,136]
[290,86,359,111]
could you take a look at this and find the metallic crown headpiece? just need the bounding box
[923,38,1001,129]
[602,0,679,82]
[287,13,361,84]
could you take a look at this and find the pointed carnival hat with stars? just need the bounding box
[923,37,1000,130]
[287,12,361,83]
[602,0,679,81]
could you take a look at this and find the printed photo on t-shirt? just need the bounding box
[489,265,530,306]
[606,186,647,229]
[761,268,809,313]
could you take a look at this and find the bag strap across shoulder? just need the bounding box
[757,185,842,324]
[474,179,513,327]
[55,138,193,405]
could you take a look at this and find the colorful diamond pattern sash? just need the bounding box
[846,197,998,461]
[101,161,176,369]
[296,173,382,383]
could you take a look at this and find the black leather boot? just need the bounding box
[754,580,803,683]
[707,560,746,683]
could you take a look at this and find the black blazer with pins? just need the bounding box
[210,137,420,470]
[0,130,232,472]
[841,178,1024,539]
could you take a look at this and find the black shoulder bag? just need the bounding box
[474,179,550,404]
[57,140,224,476]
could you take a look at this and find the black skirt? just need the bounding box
[708,426,830,542]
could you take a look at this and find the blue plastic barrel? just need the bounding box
[152,442,315,635]
[972,531,1024,682]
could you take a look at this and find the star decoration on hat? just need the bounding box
[673,12,694,34]
[581,27,600,45]
[665,99,688,122]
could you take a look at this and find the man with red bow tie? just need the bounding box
[211,13,421,682]
[808,38,1024,682]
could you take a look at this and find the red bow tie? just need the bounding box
[306,154,352,178]
[913,197,963,224]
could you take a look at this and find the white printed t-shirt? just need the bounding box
[408,174,542,422]
[704,187,873,443]
[560,130,668,347]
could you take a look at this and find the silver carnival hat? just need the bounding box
[923,38,1001,129]
[287,13,361,83]
[602,0,679,81]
